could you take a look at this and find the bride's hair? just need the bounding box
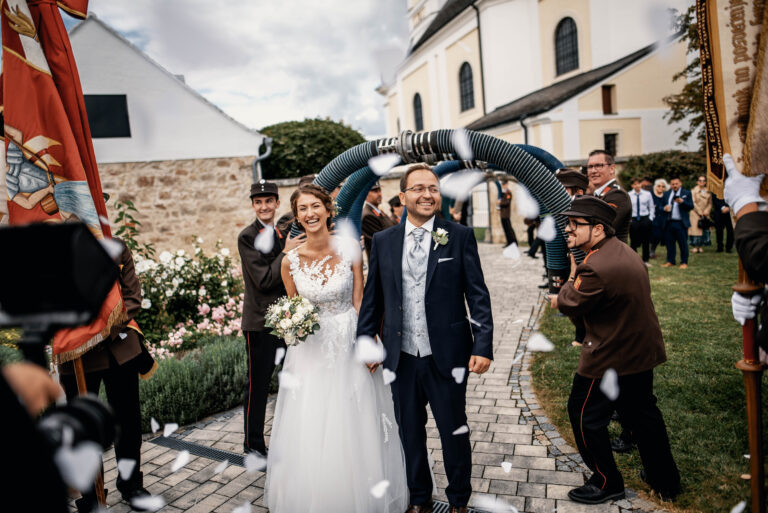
[290,184,334,230]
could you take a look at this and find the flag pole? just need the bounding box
[73,356,107,505]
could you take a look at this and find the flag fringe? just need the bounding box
[52,299,127,365]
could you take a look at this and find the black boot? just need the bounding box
[118,470,152,511]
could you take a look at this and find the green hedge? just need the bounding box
[0,344,22,366]
[618,150,707,190]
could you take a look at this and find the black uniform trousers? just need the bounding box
[391,353,472,507]
[243,330,285,453]
[61,354,143,493]
[714,215,734,252]
[500,217,517,246]
[567,370,680,495]
[629,216,652,262]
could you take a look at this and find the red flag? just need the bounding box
[1,0,124,363]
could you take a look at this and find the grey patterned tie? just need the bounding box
[408,227,426,281]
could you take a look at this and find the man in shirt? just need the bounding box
[661,177,694,269]
[362,181,395,258]
[629,177,655,263]
[587,150,631,243]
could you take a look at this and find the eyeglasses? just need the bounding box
[565,221,593,231]
[586,163,609,170]
[403,185,440,195]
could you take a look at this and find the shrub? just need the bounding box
[0,344,22,366]
[260,118,366,179]
[618,150,707,189]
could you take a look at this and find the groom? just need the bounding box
[358,164,493,513]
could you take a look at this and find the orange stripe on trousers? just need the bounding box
[580,378,608,489]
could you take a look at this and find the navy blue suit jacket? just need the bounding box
[660,188,694,229]
[356,216,493,377]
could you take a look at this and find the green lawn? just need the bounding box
[532,249,767,512]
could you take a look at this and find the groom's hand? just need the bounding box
[468,355,491,375]
[366,362,380,374]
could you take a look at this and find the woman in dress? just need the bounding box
[265,184,408,513]
[650,178,669,259]
[689,175,713,253]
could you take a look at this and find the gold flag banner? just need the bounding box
[697,0,766,199]
[745,3,768,190]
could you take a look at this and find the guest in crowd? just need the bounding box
[587,150,631,243]
[629,177,655,264]
[497,178,517,247]
[388,195,403,224]
[641,176,654,192]
[661,177,693,269]
[525,217,544,259]
[712,194,734,253]
[361,181,395,258]
[689,175,713,253]
[549,196,681,505]
[650,179,669,259]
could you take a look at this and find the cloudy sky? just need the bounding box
[76,1,410,138]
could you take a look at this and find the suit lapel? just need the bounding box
[390,222,405,299]
[425,217,444,292]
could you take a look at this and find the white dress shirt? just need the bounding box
[630,189,655,220]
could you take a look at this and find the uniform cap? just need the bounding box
[556,169,589,191]
[559,195,616,226]
[250,179,279,198]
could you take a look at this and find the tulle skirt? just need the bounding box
[264,308,408,513]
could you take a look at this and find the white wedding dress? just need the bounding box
[264,249,408,513]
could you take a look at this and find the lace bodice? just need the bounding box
[287,250,354,315]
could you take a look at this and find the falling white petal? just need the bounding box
[355,335,386,364]
[512,319,524,324]
[163,423,179,437]
[451,128,473,161]
[171,450,190,472]
[117,459,136,481]
[54,442,103,492]
[232,502,252,513]
[473,495,520,513]
[466,315,481,327]
[118,332,128,340]
[98,215,112,228]
[527,332,555,352]
[501,461,513,473]
[254,228,275,254]
[440,170,485,201]
[129,495,166,512]
[274,347,286,366]
[331,219,362,264]
[599,368,620,401]
[502,243,521,260]
[731,501,747,513]
[744,454,751,459]
[515,184,540,219]
[382,369,397,385]
[278,371,301,390]
[427,451,435,469]
[538,216,557,242]
[452,425,469,435]
[451,367,466,384]
[150,417,160,434]
[245,452,267,473]
[61,425,74,447]
[100,238,123,260]
[368,154,401,176]
[214,460,229,474]
[370,480,391,498]
[512,353,524,364]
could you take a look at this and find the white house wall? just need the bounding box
[70,19,263,164]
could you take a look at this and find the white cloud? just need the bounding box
[83,0,408,136]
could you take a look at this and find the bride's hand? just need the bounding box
[366,362,380,374]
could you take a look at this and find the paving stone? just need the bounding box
[527,496,557,513]
[528,470,586,486]
[515,444,547,457]
[555,499,621,513]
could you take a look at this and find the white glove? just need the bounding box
[731,291,762,326]
[723,154,766,214]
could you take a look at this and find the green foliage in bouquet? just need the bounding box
[265,295,320,345]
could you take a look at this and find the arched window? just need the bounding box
[459,62,474,112]
[413,93,424,131]
[555,17,579,76]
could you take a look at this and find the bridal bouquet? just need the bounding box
[265,295,320,345]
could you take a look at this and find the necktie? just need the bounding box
[635,193,641,221]
[408,227,426,281]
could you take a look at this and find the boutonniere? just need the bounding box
[431,228,449,250]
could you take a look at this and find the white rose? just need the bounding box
[175,257,185,267]
[195,248,201,255]
[222,280,228,287]
[172,278,180,287]
[177,250,185,257]
[279,318,292,330]
[141,299,151,309]
[166,290,173,297]
[197,237,203,244]
[159,251,172,264]
[220,248,230,256]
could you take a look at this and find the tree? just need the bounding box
[618,150,706,189]
[663,5,705,151]
[259,118,366,179]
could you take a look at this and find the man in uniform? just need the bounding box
[238,180,303,456]
[497,178,517,247]
[549,196,680,504]
[361,181,395,258]
[587,150,631,243]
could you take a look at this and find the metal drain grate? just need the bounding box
[149,437,486,512]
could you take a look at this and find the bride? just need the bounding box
[264,184,408,513]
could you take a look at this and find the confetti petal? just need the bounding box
[245,452,267,473]
[171,450,190,472]
[118,332,128,340]
[163,423,179,437]
[731,501,746,513]
[527,332,555,352]
[117,459,136,481]
[278,371,301,390]
[466,315,482,327]
[452,424,469,435]
[502,242,521,259]
[214,459,229,475]
[54,442,103,492]
[451,367,466,384]
[512,319,523,324]
[100,238,123,260]
[501,461,513,473]
[599,368,620,401]
[98,215,112,228]
[368,154,401,176]
[232,502,252,513]
[370,479,390,498]
[515,184,540,219]
[538,216,557,242]
[382,368,397,385]
[254,228,275,254]
[473,495,520,513]
[355,335,386,364]
[744,454,751,459]
[440,170,485,202]
[130,495,166,512]
[512,353,523,364]
[150,417,160,434]
[331,219,362,264]
[451,128,473,161]
[275,347,286,366]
